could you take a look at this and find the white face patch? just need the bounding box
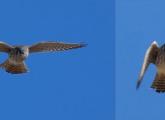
[23,47,29,57]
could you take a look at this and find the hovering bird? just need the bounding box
[0,41,86,74]
[136,41,165,93]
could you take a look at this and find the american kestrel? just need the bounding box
[0,41,86,74]
[136,41,165,93]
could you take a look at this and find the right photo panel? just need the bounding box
[116,0,165,120]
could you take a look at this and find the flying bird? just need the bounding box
[0,41,86,74]
[136,41,165,93]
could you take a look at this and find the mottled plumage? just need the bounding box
[0,41,86,74]
[137,41,165,93]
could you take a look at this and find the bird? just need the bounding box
[136,41,165,93]
[0,41,86,74]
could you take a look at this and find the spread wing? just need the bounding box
[29,41,86,53]
[0,41,13,53]
[136,41,159,89]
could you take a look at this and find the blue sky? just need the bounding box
[116,0,165,120]
[0,0,113,120]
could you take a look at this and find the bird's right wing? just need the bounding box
[0,41,13,53]
[136,41,159,89]
[28,41,86,53]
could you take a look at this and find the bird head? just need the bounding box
[14,47,24,55]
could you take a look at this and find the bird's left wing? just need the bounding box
[28,41,86,53]
[136,41,159,89]
[0,41,13,53]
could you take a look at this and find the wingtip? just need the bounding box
[136,84,140,90]
[136,81,141,90]
[80,42,88,47]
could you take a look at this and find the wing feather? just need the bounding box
[136,41,159,89]
[0,41,12,53]
[29,41,86,53]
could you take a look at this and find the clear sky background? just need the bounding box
[116,0,165,120]
[0,0,113,120]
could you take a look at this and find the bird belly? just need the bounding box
[157,65,165,75]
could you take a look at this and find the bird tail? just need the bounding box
[0,60,28,74]
[151,73,165,93]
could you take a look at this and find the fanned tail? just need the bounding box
[0,60,28,74]
[151,73,165,93]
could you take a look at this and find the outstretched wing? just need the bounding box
[0,41,13,53]
[29,41,86,53]
[136,41,159,89]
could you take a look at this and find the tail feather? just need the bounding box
[151,73,165,93]
[0,60,28,74]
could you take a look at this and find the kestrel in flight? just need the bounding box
[0,41,86,74]
[136,41,165,93]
